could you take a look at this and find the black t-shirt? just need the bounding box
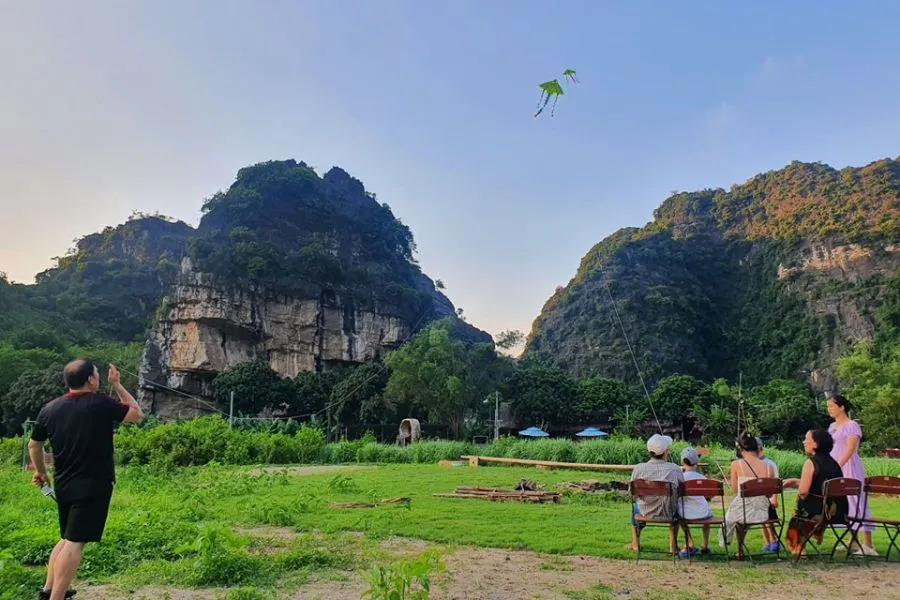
[31,392,130,501]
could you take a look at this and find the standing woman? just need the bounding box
[827,394,878,555]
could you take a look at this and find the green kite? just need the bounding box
[535,69,578,118]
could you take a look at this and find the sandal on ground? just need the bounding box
[39,590,76,600]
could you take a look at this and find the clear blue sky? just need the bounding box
[2,2,900,342]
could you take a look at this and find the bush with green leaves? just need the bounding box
[0,438,21,467]
[361,549,446,600]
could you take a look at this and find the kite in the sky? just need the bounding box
[534,69,578,118]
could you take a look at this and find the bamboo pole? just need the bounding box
[460,455,636,471]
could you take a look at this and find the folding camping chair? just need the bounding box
[734,477,785,561]
[679,478,728,563]
[789,477,862,565]
[852,476,900,561]
[630,479,679,563]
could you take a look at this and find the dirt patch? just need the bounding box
[249,464,373,476]
[71,534,900,600]
[299,545,900,600]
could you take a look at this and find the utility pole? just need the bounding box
[229,391,235,429]
[493,391,500,441]
[326,404,332,444]
[22,420,32,470]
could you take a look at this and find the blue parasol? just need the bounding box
[518,426,550,437]
[575,427,608,437]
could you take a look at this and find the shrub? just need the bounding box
[20,415,897,477]
[0,438,21,467]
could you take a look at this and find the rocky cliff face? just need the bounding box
[526,158,900,392]
[139,259,487,418]
[136,159,492,418]
[781,240,900,392]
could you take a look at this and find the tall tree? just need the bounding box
[837,342,900,450]
[745,379,824,445]
[651,374,716,438]
[504,363,577,427]
[1,364,66,436]
[211,361,295,415]
[576,376,636,424]
[385,319,502,438]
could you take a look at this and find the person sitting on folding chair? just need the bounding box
[719,434,775,558]
[677,447,714,557]
[629,434,683,553]
[756,436,781,553]
[783,428,848,556]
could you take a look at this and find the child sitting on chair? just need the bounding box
[677,447,713,557]
[756,437,780,552]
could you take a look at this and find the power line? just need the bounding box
[118,365,229,417]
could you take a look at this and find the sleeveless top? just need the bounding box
[737,458,770,496]
[797,453,848,522]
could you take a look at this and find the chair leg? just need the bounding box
[721,524,730,565]
[633,526,641,563]
[735,526,747,561]
[669,524,678,564]
[792,530,815,566]
[774,520,785,560]
[883,525,900,562]
[830,524,858,561]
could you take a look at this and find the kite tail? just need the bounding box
[534,92,551,118]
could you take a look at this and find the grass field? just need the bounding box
[1,463,898,599]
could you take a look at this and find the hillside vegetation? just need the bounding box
[527,158,900,388]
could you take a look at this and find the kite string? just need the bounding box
[600,275,663,435]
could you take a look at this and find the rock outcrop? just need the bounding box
[134,159,492,418]
[139,259,488,418]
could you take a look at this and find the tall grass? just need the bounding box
[1,416,898,478]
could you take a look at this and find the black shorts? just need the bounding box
[58,488,113,543]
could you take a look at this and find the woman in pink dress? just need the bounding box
[827,394,878,555]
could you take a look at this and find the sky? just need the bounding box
[2,1,900,343]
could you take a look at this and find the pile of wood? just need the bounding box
[433,486,561,503]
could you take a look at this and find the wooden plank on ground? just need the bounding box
[460,455,636,471]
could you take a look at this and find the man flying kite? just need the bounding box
[534,69,577,118]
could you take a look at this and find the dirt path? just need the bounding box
[78,533,899,600]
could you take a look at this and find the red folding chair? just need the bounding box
[852,476,900,562]
[679,478,728,563]
[630,479,679,563]
[735,477,785,561]
[789,477,861,565]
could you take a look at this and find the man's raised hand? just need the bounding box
[108,364,121,387]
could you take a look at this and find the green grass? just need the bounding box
[1,463,899,598]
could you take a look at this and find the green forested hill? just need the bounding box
[526,158,900,389]
[0,160,485,435]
